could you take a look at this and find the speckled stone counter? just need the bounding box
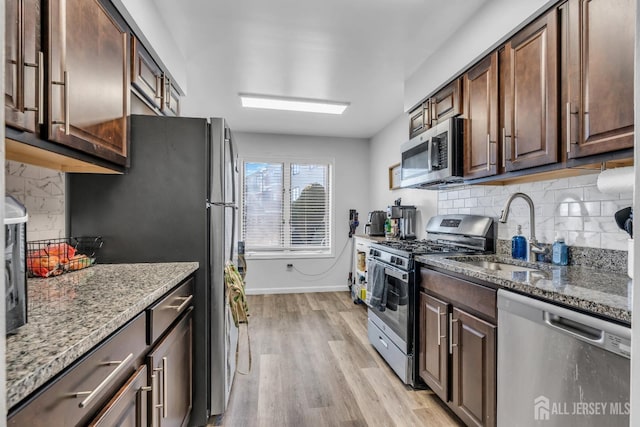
[6,262,199,409]
[415,254,631,325]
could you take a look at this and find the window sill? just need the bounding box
[245,251,334,260]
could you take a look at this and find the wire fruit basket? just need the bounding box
[27,236,103,278]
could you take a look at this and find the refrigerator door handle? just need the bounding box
[207,202,237,208]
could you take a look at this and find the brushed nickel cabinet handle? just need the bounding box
[52,71,70,134]
[436,306,442,346]
[448,314,453,354]
[165,76,171,108]
[566,102,579,153]
[23,51,44,124]
[451,317,459,350]
[502,127,512,168]
[155,74,162,99]
[486,134,491,171]
[75,353,134,408]
[162,357,168,418]
[167,295,193,311]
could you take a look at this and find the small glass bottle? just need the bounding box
[511,225,527,260]
[552,234,569,266]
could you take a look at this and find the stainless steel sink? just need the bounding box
[462,260,541,273]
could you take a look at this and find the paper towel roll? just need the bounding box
[596,166,635,194]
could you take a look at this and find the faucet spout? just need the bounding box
[499,192,546,262]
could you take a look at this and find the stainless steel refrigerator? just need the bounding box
[67,114,239,425]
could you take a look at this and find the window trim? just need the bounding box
[239,156,335,259]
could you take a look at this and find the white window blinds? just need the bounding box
[241,160,332,254]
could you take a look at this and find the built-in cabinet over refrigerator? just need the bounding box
[67,115,240,425]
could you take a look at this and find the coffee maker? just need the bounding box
[387,199,416,240]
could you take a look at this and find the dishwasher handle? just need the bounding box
[543,312,604,343]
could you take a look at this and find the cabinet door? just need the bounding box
[88,365,150,427]
[504,9,559,171]
[463,53,499,179]
[418,292,449,402]
[409,103,427,138]
[451,307,496,427]
[432,79,462,124]
[47,0,129,166]
[5,0,42,133]
[131,36,163,111]
[567,0,634,158]
[148,308,193,427]
[162,77,181,117]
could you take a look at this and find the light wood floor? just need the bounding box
[212,292,463,427]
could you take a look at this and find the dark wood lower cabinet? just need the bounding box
[419,267,497,427]
[148,307,193,427]
[451,308,497,427]
[89,365,150,427]
[7,277,195,426]
[419,292,449,402]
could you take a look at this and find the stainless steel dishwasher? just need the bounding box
[497,289,630,427]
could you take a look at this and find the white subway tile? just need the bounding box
[600,233,629,251]
[470,187,485,197]
[584,186,622,201]
[458,189,471,199]
[554,189,584,203]
[458,208,471,215]
[567,173,599,188]
[601,200,633,216]
[453,199,465,208]
[554,216,583,231]
[584,216,621,233]
[567,231,600,248]
[464,198,478,208]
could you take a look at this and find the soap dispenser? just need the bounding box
[552,233,568,266]
[511,225,527,260]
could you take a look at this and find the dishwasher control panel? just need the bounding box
[605,333,631,359]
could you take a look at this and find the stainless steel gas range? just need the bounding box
[366,214,496,387]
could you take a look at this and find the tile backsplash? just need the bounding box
[438,173,633,251]
[5,161,66,241]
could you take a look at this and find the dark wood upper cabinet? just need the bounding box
[419,292,449,403]
[451,307,497,427]
[5,0,42,133]
[46,0,129,166]
[566,0,634,158]
[162,77,181,117]
[503,8,559,171]
[409,101,428,138]
[131,35,164,111]
[431,78,462,124]
[463,53,499,179]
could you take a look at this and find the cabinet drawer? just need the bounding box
[420,268,497,323]
[88,365,150,427]
[8,313,147,427]
[147,277,194,345]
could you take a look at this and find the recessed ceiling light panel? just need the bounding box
[239,93,349,115]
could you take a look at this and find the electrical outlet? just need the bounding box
[286,263,293,270]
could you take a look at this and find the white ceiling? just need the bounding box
[153,0,489,138]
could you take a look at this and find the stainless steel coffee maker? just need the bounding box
[387,202,417,240]
[398,206,416,240]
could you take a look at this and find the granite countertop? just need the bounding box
[353,234,395,243]
[6,262,199,409]
[416,254,632,325]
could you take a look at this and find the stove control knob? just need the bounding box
[396,258,403,266]
[390,256,397,264]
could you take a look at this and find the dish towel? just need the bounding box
[368,262,388,312]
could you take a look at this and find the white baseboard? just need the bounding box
[245,285,350,295]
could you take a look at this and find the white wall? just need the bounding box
[404,0,554,110]
[368,114,438,239]
[235,131,370,294]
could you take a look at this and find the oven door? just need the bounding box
[368,259,410,344]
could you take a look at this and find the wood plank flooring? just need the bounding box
[213,292,463,427]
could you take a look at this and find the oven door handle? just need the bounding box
[384,267,408,283]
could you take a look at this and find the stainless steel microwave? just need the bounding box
[400,117,464,188]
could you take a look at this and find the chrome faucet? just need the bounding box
[499,192,548,262]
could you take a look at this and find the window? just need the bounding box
[241,159,332,256]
